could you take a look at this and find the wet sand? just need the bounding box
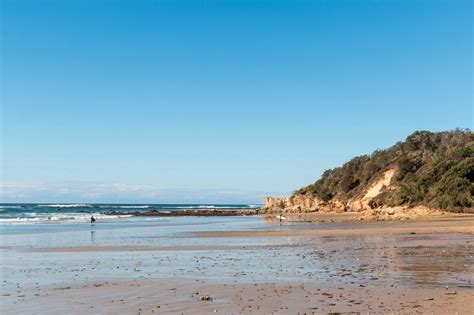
[5,277,473,314]
[194,214,474,237]
[1,214,473,314]
[33,245,248,253]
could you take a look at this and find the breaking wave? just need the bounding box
[99,205,149,209]
[0,212,133,225]
[38,204,94,208]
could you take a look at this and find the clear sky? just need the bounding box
[1,0,472,203]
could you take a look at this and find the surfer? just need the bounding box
[90,215,96,224]
[279,211,283,224]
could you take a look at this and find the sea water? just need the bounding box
[0,203,259,223]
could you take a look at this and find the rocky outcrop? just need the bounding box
[104,209,254,217]
[262,169,397,214]
[261,195,346,213]
[262,195,322,213]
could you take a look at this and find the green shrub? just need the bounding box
[297,129,473,212]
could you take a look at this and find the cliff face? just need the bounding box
[263,195,322,213]
[262,195,346,213]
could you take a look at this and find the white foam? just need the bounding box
[0,205,25,209]
[0,212,133,225]
[38,204,93,208]
[101,205,149,209]
[144,217,166,221]
[0,217,43,224]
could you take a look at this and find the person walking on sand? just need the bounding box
[90,215,96,224]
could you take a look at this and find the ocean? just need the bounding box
[0,203,261,225]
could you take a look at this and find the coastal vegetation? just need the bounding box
[296,129,473,212]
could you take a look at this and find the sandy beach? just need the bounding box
[1,214,473,314]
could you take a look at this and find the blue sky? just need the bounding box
[1,0,472,203]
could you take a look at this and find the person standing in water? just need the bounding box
[90,215,96,224]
